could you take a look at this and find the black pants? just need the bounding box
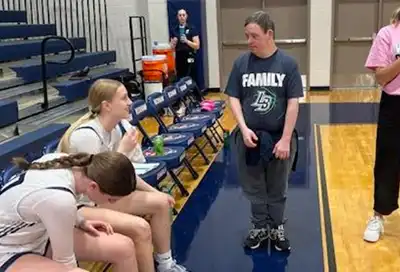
[373,91,400,215]
[176,50,197,82]
[173,51,199,110]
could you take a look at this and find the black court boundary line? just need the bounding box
[316,124,337,272]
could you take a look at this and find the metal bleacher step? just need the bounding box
[0,11,27,23]
[17,90,67,120]
[0,24,57,40]
[0,98,87,143]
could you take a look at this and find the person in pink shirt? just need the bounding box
[364,7,400,243]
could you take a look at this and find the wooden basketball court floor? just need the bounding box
[80,89,398,272]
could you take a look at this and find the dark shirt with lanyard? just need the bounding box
[170,23,199,54]
[171,23,199,80]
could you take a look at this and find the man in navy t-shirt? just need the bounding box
[225,10,303,252]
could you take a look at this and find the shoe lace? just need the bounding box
[249,228,265,239]
[367,216,383,231]
[168,260,187,272]
[273,226,285,241]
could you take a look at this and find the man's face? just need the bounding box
[178,10,187,25]
[244,23,273,55]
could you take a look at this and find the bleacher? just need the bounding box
[0,9,129,129]
[0,8,130,177]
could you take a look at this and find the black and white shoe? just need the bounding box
[243,228,269,249]
[270,225,291,252]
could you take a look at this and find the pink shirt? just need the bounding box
[365,24,400,95]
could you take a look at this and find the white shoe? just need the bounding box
[363,215,384,242]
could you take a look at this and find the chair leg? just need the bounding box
[211,125,223,143]
[182,158,199,179]
[193,142,210,164]
[168,170,189,196]
[214,125,224,142]
[204,131,218,153]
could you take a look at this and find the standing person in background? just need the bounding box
[363,7,400,243]
[226,10,303,252]
[170,9,200,82]
[170,9,201,115]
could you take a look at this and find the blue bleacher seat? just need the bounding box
[0,10,27,23]
[0,37,86,62]
[53,68,129,102]
[9,51,117,82]
[0,123,70,171]
[0,24,57,39]
[0,99,18,128]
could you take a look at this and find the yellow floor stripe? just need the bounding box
[314,124,329,272]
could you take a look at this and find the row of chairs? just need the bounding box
[0,77,227,212]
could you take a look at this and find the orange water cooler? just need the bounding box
[152,43,176,79]
[141,54,168,99]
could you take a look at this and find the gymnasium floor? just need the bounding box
[83,89,397,272]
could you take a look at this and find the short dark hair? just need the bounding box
[244,11,275,33]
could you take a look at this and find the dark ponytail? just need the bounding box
[12,153,93,171]
[12,152,135,197]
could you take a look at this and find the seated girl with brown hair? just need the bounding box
[0,151,139,272]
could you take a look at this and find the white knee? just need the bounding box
[155,193,171,213]
[131,217,152,242]
[113,234,137,262]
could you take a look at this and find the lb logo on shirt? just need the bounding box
[251,88,277,115]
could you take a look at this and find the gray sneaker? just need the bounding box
[157,260,189,272]
[243,227,269,249]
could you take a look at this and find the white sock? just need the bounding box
[155,250,173,270]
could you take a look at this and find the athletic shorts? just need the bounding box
[0,239,50,271]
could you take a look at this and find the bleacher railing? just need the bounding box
[0,0,109,52]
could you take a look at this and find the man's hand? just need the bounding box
[241,127,258,148]
[273,138,291,160]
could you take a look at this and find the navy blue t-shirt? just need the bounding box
[225,49,303,132]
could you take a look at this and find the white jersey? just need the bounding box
[67,118,146,163]
[0,153,79,269]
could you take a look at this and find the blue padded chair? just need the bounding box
[42,138,61,154]
[146,92,218,153]
[130,99,210,164]
[0,165,24,190]
[180,76,226,109]
[169,83,223,144]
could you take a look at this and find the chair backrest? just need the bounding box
[1,165,23,188]
[181,76,195,90]
[146,92,169,114]
[0,123,70,171]
[175,81,189,97]
[130,99,149,124]
[163,85,181,102]
[43,138,60,154]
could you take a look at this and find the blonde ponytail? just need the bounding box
[58,78,123,153]
[390,7,400,25]
[58,112,95,153]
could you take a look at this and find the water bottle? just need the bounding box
[153,135,164,155]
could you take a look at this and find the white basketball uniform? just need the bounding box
[0,153,80,269]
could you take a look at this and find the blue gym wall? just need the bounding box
[167,0,206,90]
